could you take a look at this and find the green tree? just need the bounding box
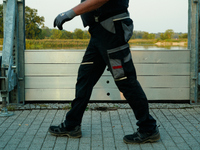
[83,30,90,39]
[164,29,174,39]
[25,6,44,39]
[149,33,156,39]
[160,33,165,40]
[179,33,188,39]
[61,31,74,39]
[39,26,51,39]
[73,28,84,39]
[50,29,62,39]
[0,4,3,38]
[142,32,149,39]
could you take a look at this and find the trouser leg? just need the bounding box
[114,54,156,132]
[106,44,156,132]
[65,39,106,128]
[89,20,157,132]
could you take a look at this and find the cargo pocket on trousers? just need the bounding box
[107,44,131,80]
[121,18,133,42]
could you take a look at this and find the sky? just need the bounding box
[1,0,188,33]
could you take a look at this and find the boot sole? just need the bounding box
[123,132,161,144]
[48,130,82,138]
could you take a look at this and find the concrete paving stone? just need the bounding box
[116,146,128,150]
[166,146,179,150]
[113,129,124,135]
[92,130,102,135]
[39,148,53,150]
[112,125,123,130]
[53,144,66,150]
[3,144,18,150]
[114,140,127,147]
[167,130,181,137]
[15,147,30,150]
[127,144,141,150]
[79,144,91,150]
[80,138,90,145]
[176,128,190,134]
[103,131,114,138]
[103,138,115,147]
[55,137,68,144]
[45,134,57,141]
[102,126,112,131]
[66,145,79,150]
[91,147,103,150]
[124,130,134,135]
[82,125,91,131]
[140,143,154,150]
[7,137,21,145]
[176,143,192,150]
[3,129,17,136]
[0,127,7,136]
[92,124,101,129]
[17,136,34,148]
[101,122,112,126]
[0,117,8,124]
[181,133,197,141]
[194,136,200,143]
[0,135,12,146]
[91,135,103,141]
[114,134,124,141]
[25,129,38,136]
[37,127,48,133]
[151,142,166,150]
[162,139,176,147]
[171,136,185,144]
[67,138,80,146]
[30,138,43,144]
[29,144,42,150]
[40,122,51,127]
[82,131,91,138]
[42,140,56,148]
[103,146,116,150]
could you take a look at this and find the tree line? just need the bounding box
[0,5,187,40]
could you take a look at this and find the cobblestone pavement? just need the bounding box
[0,104,200,150]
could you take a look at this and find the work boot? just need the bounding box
[48,122,82,138]
[123,126,160,144]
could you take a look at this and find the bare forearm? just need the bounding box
[73,0,109,15]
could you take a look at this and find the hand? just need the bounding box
[54,9,76,30]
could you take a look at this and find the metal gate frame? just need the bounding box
[188,0,200,104]
[0,0,199,111]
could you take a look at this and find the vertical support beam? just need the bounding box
[189,0,199,104]
[1,0,25,104]
[16,0,25,104]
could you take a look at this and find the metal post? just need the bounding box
[0,0,25,116]
[189,0,199,104]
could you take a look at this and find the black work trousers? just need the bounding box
[65,16,157,132]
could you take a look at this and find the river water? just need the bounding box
[130,45,188,50]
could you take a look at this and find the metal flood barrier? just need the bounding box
[0,0,199,116]
[24,49,190,101]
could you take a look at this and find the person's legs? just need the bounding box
[48,38,106,137]
[89,16,160,143]
[65,39,106,128]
